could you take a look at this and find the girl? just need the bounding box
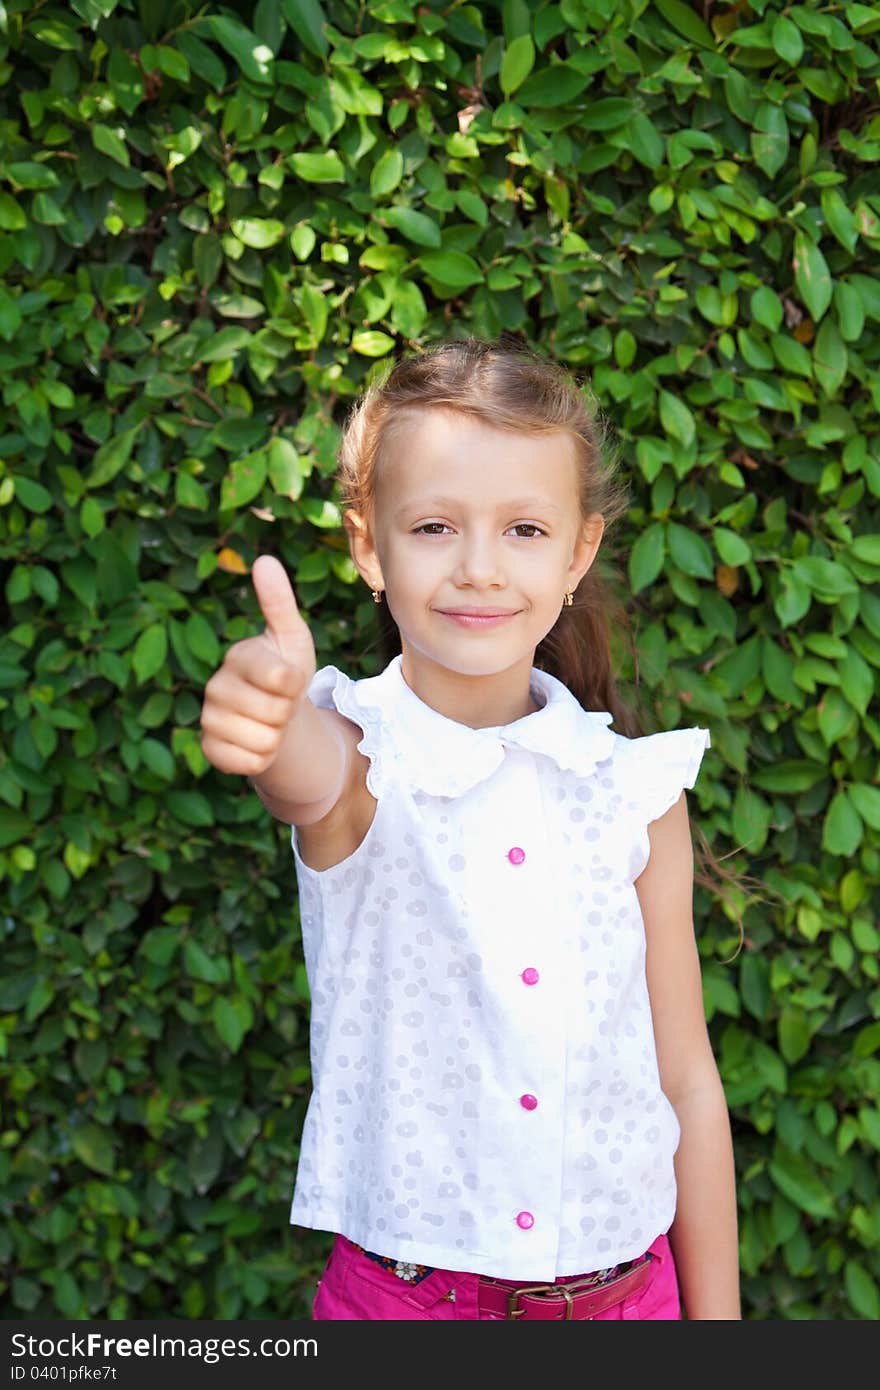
[200,338,740,1320]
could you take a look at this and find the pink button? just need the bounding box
[507,846,526,865]
[516,1211,535,1230]
[520,1094,538,1111]
[521,967,539,986]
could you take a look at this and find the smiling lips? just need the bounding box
[438,607,520,616]
[437,608,520,627]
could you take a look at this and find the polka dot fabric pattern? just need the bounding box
[289,655,711,1282]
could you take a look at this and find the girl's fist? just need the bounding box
[200,556,317,777]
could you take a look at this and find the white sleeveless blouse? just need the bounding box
[288,654,710,1280]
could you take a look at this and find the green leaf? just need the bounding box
[740,954,771,1021]
[579,98,634,131]
[667,523,713,580]
[658,390,696,447]
[778,1008,811,1063]
[844,1262,880,1320]
[213,996,252,1052]
[837,647,874,718]
[822,791,863,856]
[0,192,26,229]
[132,623,168,684]
[370,148,404,197]
[230,218,285,249]
[629,523,666,593]
[654,0,715,47]
[177,32,227,91]
[791,556,858,598]
[751,761,825,793]
[771,15,804,64]
[834,281,865,342]
[87,424,142,489]
[14,477,53,513]
[516,63,590,107]
[849,784,880,830]
[31,19,83,49]
[164,126,201,169]
[299,283,327,343]
[281,0,329,57]
[626,113,664,169]
[714,527,751,566]
[220,449,268,509]
[813,318,847,398]
[70,1123,116,1176]
[351,330,395,356]
[289,150,345,182]
[817,688,857,746]
[0,810,32,849]
[108,47,144,115]
[185,613,220,666]
[382,206,441,248]
[750,285,783,333]
[751,104,788,178]
[291,223,316,260]
[198,327,251,362]
[793,232,832,321]
[731,783,771,854]
[193,233,223,288]
[141,737,175,780]
[166,790,215,827]
[268,437,303,499]
[821,188,857,253]
[389,279,428,338]
[5,161,59,189]
[205,15,274,83]
[184,940,228,983]
[417,250,484,290]
[769,1150,835,1220]
[91,124,130,168]
[500,34,535,96]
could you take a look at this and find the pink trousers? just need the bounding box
[312,1231,681,1320]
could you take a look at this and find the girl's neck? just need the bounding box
[398,648,540,730]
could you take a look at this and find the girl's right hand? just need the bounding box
[200,555,317,778]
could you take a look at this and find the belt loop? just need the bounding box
[622,1294,642,1320]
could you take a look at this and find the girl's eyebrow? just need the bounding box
[394,496,563,517]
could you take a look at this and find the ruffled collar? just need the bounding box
[350,654,616,798]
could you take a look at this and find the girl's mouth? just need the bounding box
[437,611,519,628]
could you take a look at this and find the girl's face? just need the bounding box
[346,408,603,701]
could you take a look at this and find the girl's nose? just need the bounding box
[453,534,505,587]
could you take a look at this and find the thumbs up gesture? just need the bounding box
[200,556,317,777]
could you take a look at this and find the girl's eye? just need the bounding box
[412,523,546,537]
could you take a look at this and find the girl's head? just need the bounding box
[338,337,636,731]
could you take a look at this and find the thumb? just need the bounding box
[251,554,305,663]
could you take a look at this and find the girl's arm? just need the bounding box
[636,791,741,1320]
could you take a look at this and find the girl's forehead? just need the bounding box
[379,409,577,488]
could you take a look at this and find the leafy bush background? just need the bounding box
[2,0,879,1320]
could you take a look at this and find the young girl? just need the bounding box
[200,339,740,1320]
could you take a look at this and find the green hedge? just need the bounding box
[2,0,879,1320]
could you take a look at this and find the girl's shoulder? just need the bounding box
[305,660,398,802]
[607,723,712,826]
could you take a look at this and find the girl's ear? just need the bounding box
[344,508,384,591]
[569,512,605,589]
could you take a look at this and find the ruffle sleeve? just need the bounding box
[619,726,711,826]
[305,664,391,801]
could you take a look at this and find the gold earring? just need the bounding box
[372,589,383,604]
[564,590,573,606]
